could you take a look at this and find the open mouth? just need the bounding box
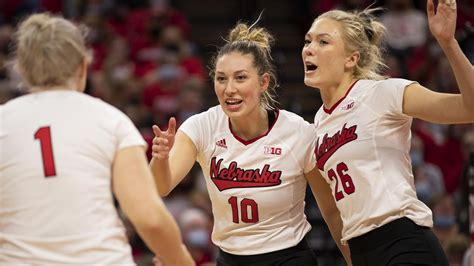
[305,62,318,72]
[225,99,243,105]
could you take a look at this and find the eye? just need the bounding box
[304,39,311,46]
[319,39,328,45]
[215,76,226,82]
[236,75,247,81]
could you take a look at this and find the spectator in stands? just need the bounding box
[431,193,470,266]
[179,208,215,265]
[411,135,445,205]
[379,0,428,77]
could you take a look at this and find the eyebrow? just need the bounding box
[305,32,332,39]
[215,70,249,75]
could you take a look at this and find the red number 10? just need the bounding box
[228,196,259,223]
[34,126,57,177]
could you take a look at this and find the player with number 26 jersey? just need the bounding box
[314,79,433,244]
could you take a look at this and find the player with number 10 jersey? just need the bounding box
[180,106,317,255]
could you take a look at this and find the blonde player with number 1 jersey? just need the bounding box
[0,13,193,266]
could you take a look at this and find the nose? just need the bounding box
[303,43,315,57]
[224,79,237,95]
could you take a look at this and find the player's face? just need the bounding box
[302,18,351,89]
[214,52,266,119]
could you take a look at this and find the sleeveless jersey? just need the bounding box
[0,90,145,265]
[179,106,316,255]
[313,79,433,244]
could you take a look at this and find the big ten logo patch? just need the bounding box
[264,146,282,155]
[341,101,355,111]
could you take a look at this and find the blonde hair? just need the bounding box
[210,22,278,110]
[317,9,387,80]
[14,13,91,87]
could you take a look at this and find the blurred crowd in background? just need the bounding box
[0,0,473,265]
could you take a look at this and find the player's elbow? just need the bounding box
[135,219,167,236]
[318,202,341,224]
[131,209,171,236]
[157,185,172,197]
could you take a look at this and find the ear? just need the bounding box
[76,59,88,92]
[259,73,270,93]
[78,59,88,79]
[345,51,360,69]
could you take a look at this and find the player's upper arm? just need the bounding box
[113,145,167,229]
[403,83,474,124]
[305,167,339,217]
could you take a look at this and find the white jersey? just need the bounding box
[313,79,433,244]
[180,106,316,255]
[0,90,146,265]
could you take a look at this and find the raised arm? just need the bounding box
[305,168,352,266]
[150,117,198,196]
[404,0,474,123]
[113,146,195,266]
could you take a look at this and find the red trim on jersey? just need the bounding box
[213,179,281,191]
[229,109,280,145]
[323,80,359,114]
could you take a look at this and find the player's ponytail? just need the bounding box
[14,13,92,88]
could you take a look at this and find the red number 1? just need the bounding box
[34,126,57,177]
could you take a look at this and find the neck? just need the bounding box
[30,79,80,93]
[320,75,355,110]
[230,108,268,140]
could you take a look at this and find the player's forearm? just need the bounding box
[149,158,173,197]
[134,209,192,265]
[440,38,474,110]
[325,212,352,265]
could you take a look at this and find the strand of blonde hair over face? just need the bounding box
[318,8,387,80]
[211,21,279,110]
[15,13,91,88]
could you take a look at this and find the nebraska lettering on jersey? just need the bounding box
[210,157,282,191]
[316,123,358,171]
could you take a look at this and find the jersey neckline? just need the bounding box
[229,109,280,145]
[323,80,359,114]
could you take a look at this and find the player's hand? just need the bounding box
[427,0,457,45]
[152,245,195,266]
[152,117,177,160]
[180,244,196,266]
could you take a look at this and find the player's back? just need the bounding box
[0,90,137,264]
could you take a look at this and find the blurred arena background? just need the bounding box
[0,0,473,265]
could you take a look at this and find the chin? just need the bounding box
[220,104,240,117]
[304,77,320,89]
[225,109,243,118]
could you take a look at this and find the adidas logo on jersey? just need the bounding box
[216,138,227,148]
